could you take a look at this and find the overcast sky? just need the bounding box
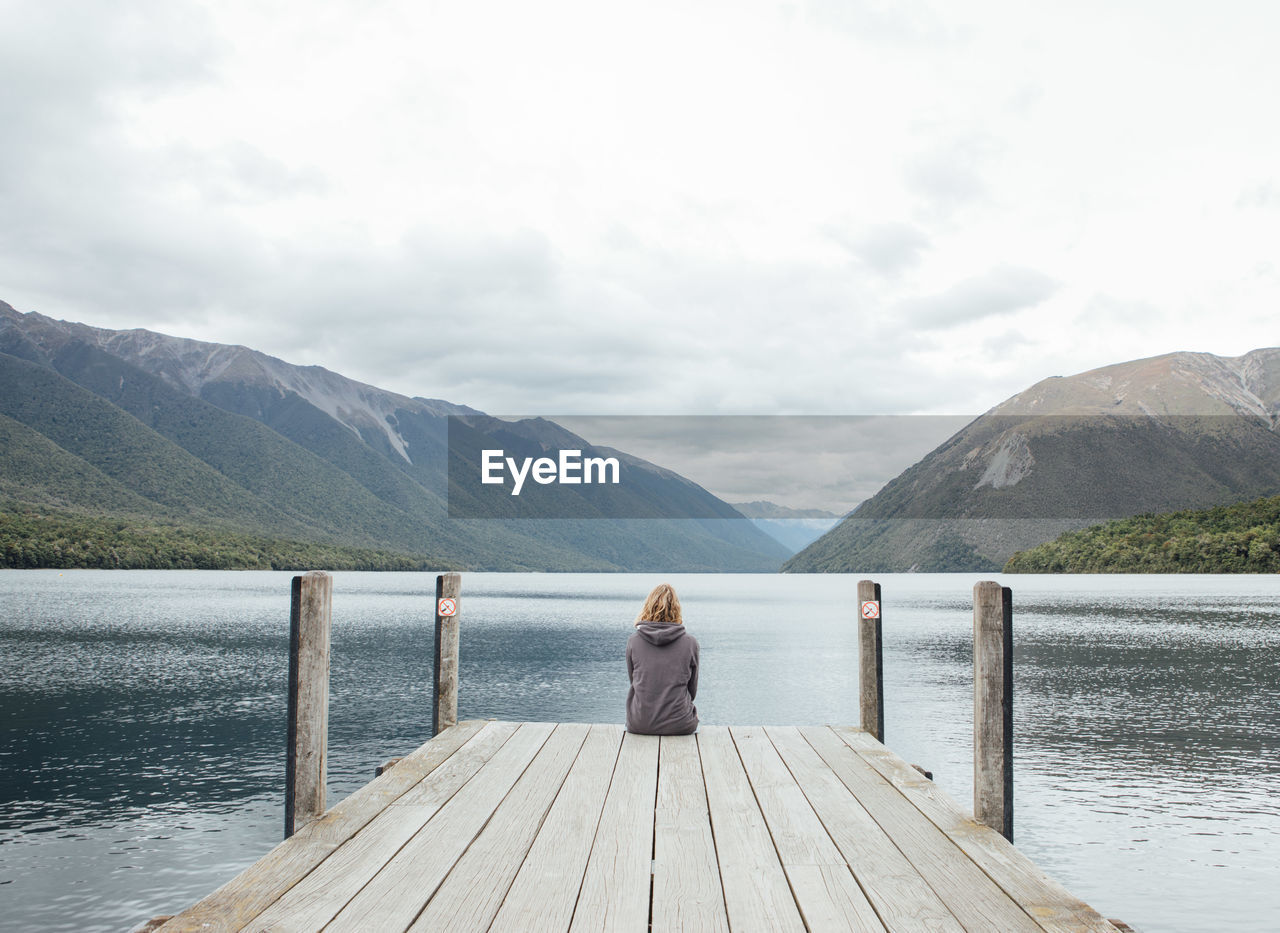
[552,415,972,512]
[3,0,1278,426]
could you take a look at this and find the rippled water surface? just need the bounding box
[1,571,1278,932]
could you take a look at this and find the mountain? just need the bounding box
[784,349,1280,572]
[731,501,840,520]
[0,301,788,571]
[729,501,842,554]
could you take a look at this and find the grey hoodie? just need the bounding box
[626,622,699,735]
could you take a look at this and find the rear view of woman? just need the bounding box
[625,583,699,735]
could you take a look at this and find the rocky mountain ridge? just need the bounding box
[0,301,786,571]
[994,349,1280,421]
[785,348,1280,572]
[0,304,474,462]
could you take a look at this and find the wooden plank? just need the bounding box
[323,722,557,932]
[131,918,172,932]
[489,725,625,933]
[652,735,729,933]
[155,720,491,933]
[240,721,521,932]
[765,726,965,933]
[406,724,591,932]
[568,731,659,933]
[837,728,1120,933]
[160,721,1120,933]
[730,726,884,933]
[801,726,1043,932]
[697,726,806,933]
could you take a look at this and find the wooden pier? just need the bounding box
[151,718,1120,932]
[141,573,1129,932]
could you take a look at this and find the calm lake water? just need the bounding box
[1,570,1277,932]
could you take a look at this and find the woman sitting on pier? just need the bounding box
[626,583,699,735]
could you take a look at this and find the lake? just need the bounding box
[1,570,1277,932]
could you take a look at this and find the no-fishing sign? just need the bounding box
[860,600,880,620]
[437,597,458,617]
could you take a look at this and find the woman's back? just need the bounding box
[626,585,699,735]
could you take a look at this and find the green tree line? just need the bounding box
[1005,494,1280,573]
[0,506,452,571]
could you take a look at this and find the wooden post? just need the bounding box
[432,572,462,737]
[857,579,884,742]
[286,571,332,839]
[973,580,1013,841]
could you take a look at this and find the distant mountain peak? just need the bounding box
[787,346,1280,573]
[995,347,1280,424]
[1,299,789,572]
[731,500,839,519]
[0,306,476,463]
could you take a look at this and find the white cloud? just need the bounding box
[898,266,1058,328]
[827,222,931,277]
[903,135,994,212]
[1,0,1279,422]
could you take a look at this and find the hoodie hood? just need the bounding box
[635,621,686,646]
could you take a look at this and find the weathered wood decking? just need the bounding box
[155,720,1120,933]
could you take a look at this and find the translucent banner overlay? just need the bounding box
[446,414,1280,520]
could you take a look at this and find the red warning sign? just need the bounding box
[860,600,880,619]
[437,597,458,617]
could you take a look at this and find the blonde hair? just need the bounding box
[636,582,683,625]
